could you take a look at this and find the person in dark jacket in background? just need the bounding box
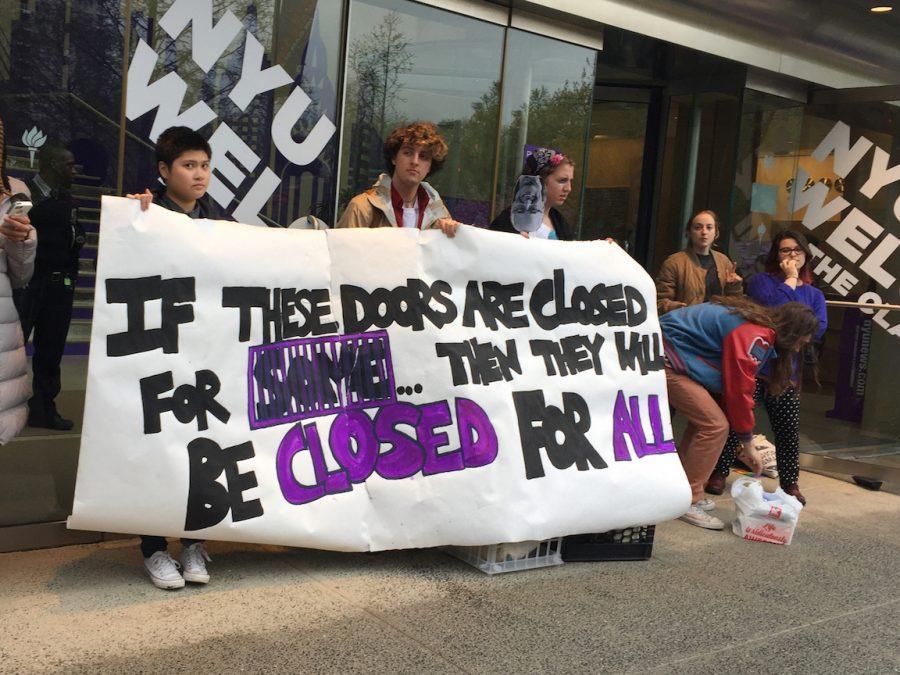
[15,141,84,430]
[659,296,818,530]
[490,147,575,241]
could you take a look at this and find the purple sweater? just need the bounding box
[747,273,827,340]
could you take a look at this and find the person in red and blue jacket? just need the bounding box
[660,296,819,530]
[708,230,826,506]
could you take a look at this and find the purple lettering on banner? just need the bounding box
[374,403,424,479]
[612,391,638,461]
[247,330,396,430]
[456,398,498,467]
[275,422,326,505]
[419,400,463,476]
[329,410,379,482]
[275,397,497,507]
[611,390,676,461]
[645,394,676,455]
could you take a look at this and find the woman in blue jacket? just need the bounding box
[706,231,826,505]
[660,296,819,530]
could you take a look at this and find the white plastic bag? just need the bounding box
[730,478,803,545]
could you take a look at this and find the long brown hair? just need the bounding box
[712,296,819,394]
[764,230,814,285]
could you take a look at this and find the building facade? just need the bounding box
[1,0,898,549]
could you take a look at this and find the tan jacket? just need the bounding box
[655,248,741,315]
[336,173,450,229]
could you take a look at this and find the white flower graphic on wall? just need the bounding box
[22,127,47,167]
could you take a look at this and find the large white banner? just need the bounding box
[67,197,690,551]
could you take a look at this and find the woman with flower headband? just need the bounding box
[490,147,575,241]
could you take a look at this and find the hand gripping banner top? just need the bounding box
[67,197,691,551]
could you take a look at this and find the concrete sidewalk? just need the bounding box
[1,471,898,674]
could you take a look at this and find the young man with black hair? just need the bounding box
[128,126,228,219]
[337,121,459,236]
[127,125,229,589]
[15,141,84,430]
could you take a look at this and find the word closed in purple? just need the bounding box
[275,398,498,505]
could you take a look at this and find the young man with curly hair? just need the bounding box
[337,121,460,236]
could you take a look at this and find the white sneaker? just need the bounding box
[679,505,725,530]
[144,551,185,589]
[180,543,211,584]
[695,498,716,511]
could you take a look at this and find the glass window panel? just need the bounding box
[0,0,344,530]
[339,0,504,225]
[729,88,900,478]
[727,89,805,280]
[0,1,130,528]
[794,102,900,456]
[493,29,595,236]
[126,0,343,226]
[582,97,648,248]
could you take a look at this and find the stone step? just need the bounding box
[67,319,92,343]
[78,258,96,276]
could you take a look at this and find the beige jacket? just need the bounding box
[655,248,741,315]
[336,173,450,229]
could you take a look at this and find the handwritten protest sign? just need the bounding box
[67,197,691,551]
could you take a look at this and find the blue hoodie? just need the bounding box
[660,303,777,441]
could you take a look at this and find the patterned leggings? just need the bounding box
[715,379,801,487]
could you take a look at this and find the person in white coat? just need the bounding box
[0,118,38,443]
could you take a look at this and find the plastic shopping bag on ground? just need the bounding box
[731,478,803,545]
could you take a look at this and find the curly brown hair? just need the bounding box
[383,121,448,177]
[712,295,819,395]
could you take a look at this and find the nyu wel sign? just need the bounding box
[793,121,900,339]
[126,0,336,226]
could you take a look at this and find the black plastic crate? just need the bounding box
[561,525,655,562]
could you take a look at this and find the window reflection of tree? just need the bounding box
[495,66,594,225]
[345,12,413,196]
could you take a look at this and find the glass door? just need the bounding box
[730,85,900,491]
[580,86,654,253]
